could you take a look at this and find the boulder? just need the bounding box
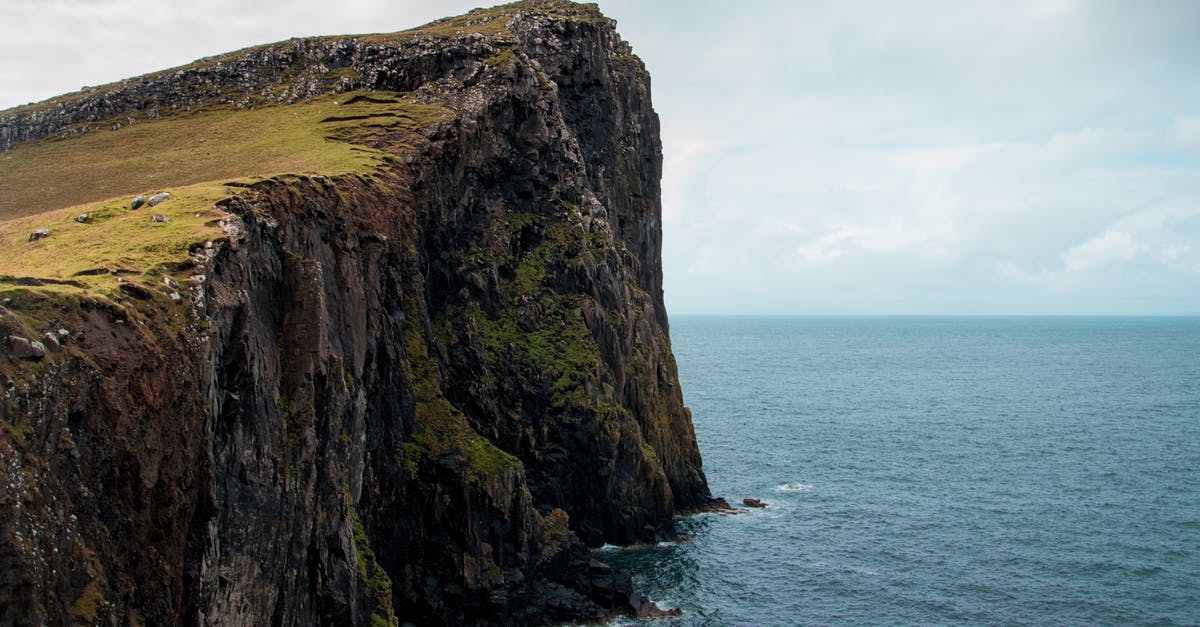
[692,496,736,513]
[151,214,169,223]
[147,192,171,207]
[633,597,683,618]
[743,498,768,508]
[131,194,146,209]
[28,228,51,242]
[7,336,46,360]
[75,213,90,223]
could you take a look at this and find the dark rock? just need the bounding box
[72,267,110,276]
[743,498,768,508]
[75,213,90,223]
[692,496,737,513]
[151,213,169,223]
[118,281,153,300]
[27,228,50,242]
[131,194,146,209]
[632,594,683,618]
[147,192,171,207]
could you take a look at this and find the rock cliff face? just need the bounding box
[0,1,711,625]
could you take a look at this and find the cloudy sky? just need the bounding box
[2,0,1197,314]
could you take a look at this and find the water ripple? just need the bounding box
[603,316,1200,626]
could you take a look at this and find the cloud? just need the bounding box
[1038,128,1151,166]
[1062,231,1142,272]
[1170,115,1200,149]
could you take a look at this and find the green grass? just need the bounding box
[399,323,523,486]
[347,495,397,625]
[464,212,609,410]
[0,90,448,305]
[67,581,104,623]
[0,182,226,284]
[0,91,447,219]
[401,397,523,486]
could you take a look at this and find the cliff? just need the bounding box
[0,1,712,625]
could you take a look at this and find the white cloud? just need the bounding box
[1062,231,1142,272]
[1038,127,1149,166]
[1170,115,1200,149]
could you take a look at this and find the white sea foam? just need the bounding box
[774,483,813,493]
[594,543,622,552]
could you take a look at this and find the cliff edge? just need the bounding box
[0,1,711,624]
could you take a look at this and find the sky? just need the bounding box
[1,0,1198,315]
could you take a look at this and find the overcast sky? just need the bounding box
[2,0,1197,314]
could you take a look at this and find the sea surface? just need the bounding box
[602,316,1200,626]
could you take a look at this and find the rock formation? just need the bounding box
[0,1,711,625]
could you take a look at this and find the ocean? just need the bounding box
[602,316,1200,626]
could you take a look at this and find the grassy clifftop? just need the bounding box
[1,91,446,219]
[0,91,447,300]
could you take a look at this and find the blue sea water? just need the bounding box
[603,316,1200,626]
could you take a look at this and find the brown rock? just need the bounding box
[7,335,46,360]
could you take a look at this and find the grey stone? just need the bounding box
[169,292,183,304]
[131,194,146,210]
[28,228,51,242]
[147,192,171,207]
[164,276,181,290]
[151,214,169,223]
[75,213,90,223]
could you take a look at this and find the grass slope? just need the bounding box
[0,183,227,288]
[0,91,447,301]
[0,91,446,219]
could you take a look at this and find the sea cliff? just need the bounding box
[0,1,711,624]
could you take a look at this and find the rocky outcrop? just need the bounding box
[0,1,711,624]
